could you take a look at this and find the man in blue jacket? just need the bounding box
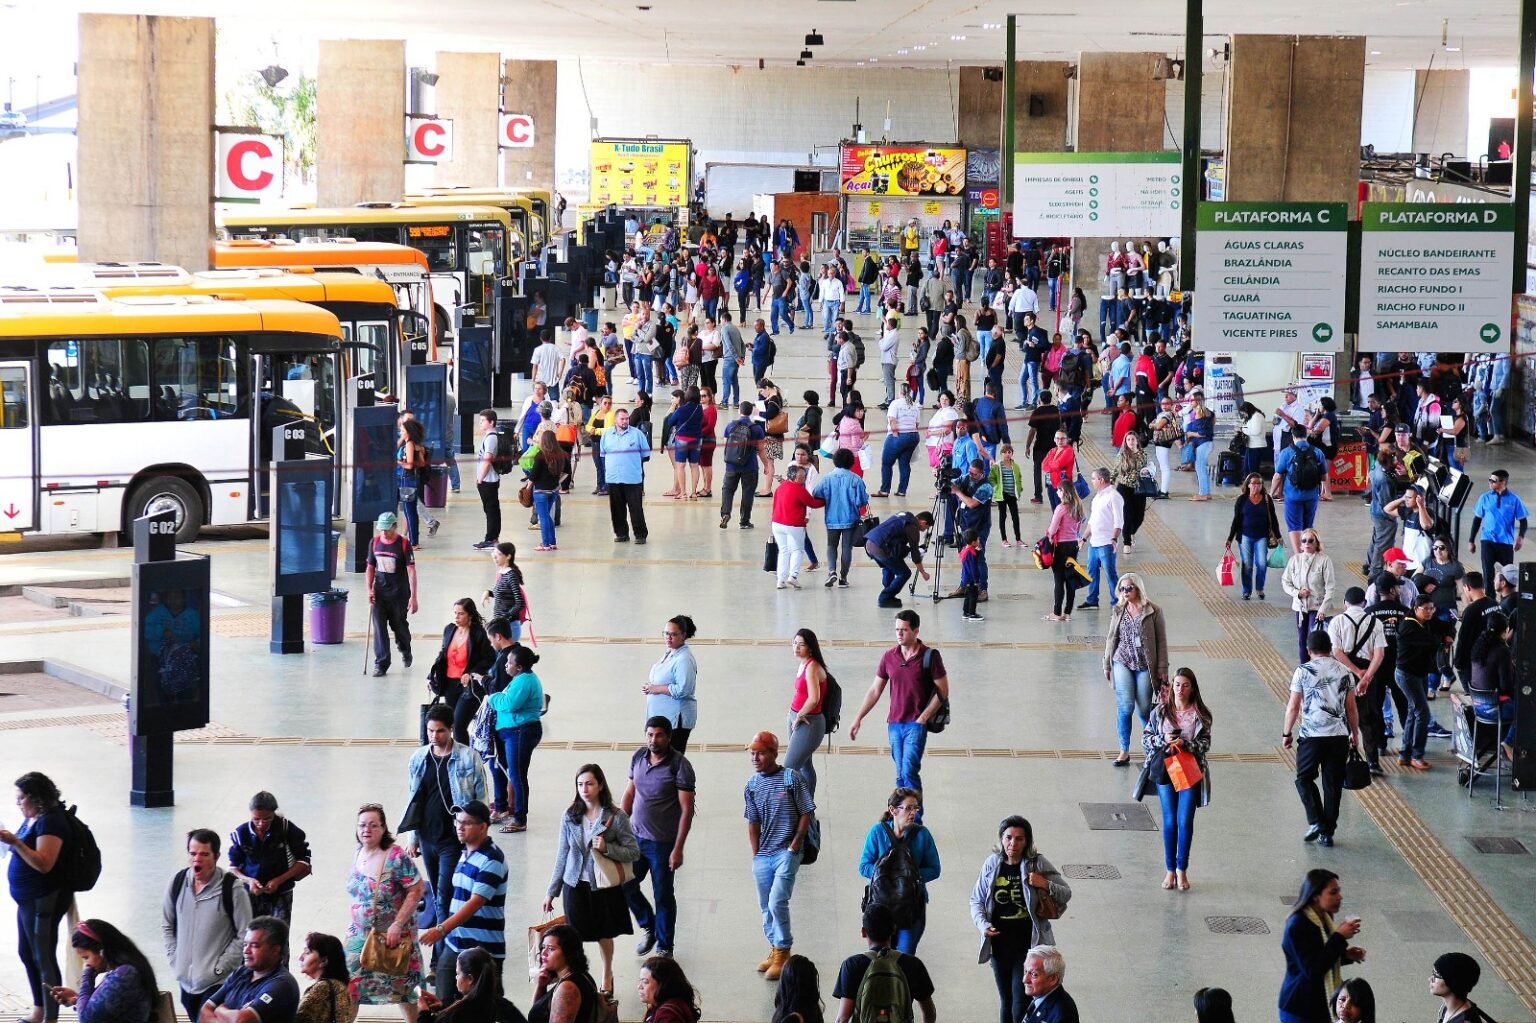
[813,448,871,589]
[863,511,934,609]
[719,402,767,529]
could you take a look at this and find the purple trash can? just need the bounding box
[309,589,348,644]
[421,465,449,508]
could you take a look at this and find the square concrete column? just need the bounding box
[77,14,214,270]
[959,66,1002,152]
[1010,61,1071,152]
[499,59,556,191]
[317,40,406,207]
[433,52,501,188]
[1225,35,1365,205]
[1413,69,1471,158]
[1072,52,1167,320]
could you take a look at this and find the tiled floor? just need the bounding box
[3,302,1535,1022]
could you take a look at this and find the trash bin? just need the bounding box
[309,589,348,645]
[421,465,449,508]
[582,308,598,333]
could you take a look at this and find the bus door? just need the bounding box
[0,361,37,532]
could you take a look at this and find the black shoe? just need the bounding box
[1303,825,1321,843]
[720,516,729,529]
[1076,601,1100,610]
[740,522,754,529]
[1317,834,1334,847]
[1368,762,1386,777]
[402,652,413,668]
[838,577,849,588]
[372,666,387,677]
[824,575,837,589]
[635,930,657,957]
[635,537,648,545]
[878,598,904,608]
[472,540,495,550]
[614,535,630,543]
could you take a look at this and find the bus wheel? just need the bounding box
[127,476,203,544]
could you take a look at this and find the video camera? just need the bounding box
[934,454,961,494]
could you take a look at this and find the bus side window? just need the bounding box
[152,336,247,421]
[44,339,149,425]
[0,366,29,429]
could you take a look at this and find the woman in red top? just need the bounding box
[770,464,825,589]
[1110,394,1139,450]
[697,387,719,500]
[782,627,830,797]
[638,956,701,1023]
[430,598,495,745]
[1040,428,1077,508]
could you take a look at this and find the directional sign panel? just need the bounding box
[1011,152,1182,237]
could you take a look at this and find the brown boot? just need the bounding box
[764,947,791,980]
[756,946,777,973]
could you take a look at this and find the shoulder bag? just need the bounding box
[590,816,635,889]
[1342,746,1373,791]
[359,864,413,976]
[1029,855,1063,920]
[920,648,951,733]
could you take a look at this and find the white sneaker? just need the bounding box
[776,581,787,589]
[787,577,801,589]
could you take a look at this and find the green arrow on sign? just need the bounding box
[1312,323,1334,344]
[1479,323,1502,344]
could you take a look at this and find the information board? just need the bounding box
[589,139,690,208]
[1357,202,1515,352]
[1011,152,1181,236]
[1192,202,1348,352]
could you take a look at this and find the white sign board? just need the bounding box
[1011,152,1181,237]
[1358,202,1515,353]
[1192,202,1348,352]
[498,112,535,149]
[405,116,454,164]
[214,129,283,203]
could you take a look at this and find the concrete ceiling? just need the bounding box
[59,0,1520,70]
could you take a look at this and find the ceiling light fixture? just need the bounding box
[800,48,814,60]
[806,29,824,46]
[796,58,806,66]
[259,64,288,88]
[411,68,439,86]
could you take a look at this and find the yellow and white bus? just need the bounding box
[408,189,545,252]
[0,292,343,542]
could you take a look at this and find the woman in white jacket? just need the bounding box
[968,816,1072,1023]
[1281,527,1337,666]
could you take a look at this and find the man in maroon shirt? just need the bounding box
[846,610,950,795]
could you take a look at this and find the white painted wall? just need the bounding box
[555,61,964,202]
[1360,68,1414,153]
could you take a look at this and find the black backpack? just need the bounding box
[820,672,844,736]
[1288,446,1324,491]
[1056,352,1083,390]
[492,425,517,475]
[59,805,102,892]
[864,822,923,927]
[852,334,867,368]
[723,417,755,467]
[169,868,238,929]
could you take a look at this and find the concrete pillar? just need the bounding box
[499,59,557,191]
[433,52,501,188]
[1413,68,1471,158]
[1224,35,1365,205]
[1072,52,1167,320]
[1010,61,1071,152]
[958,66,1002,152]
[317,40,406,208]
[77,14,214,270]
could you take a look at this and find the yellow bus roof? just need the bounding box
[96,268,399,309]
[405,192,540,242]
[215,238,430,271]
[0,292,344,338]
[221,203,515,230]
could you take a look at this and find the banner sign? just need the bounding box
[214,129,283,203]
[498,112,535,149]
[839,144,967,197]
[589,139,690,208]
[1011,152,1181,236]
[405,116,453,164]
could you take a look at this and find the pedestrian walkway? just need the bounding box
[2,304,1534,1022]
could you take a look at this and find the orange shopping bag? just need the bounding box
[1165,748,1204,792]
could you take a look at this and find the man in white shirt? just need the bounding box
[530,330,562,389]
[1078,467,1124,610]
[1008,282,1041,342]
[818,265,846,339]
[1273,387,1308,455]
[877,318,901,409]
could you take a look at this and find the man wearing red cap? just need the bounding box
[743,730,814,981]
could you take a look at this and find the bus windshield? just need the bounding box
[405,223,457,272]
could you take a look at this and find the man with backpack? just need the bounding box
[720,401,767,530]
[744,730,815,982]
[472,410,506,551]
[163,828,254,1021]
[831,903,937,1023]
[848,610,951,795]
[623,716,697,960]
[600,407,650,544]
[226,791,312,922]
[1271,425,1328,553]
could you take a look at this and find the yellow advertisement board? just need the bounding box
[589,139,690,208]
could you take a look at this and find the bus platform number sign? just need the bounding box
[499,112,535,149]
[405,116,454,165]
[214,129,283,204]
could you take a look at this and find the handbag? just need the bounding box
[767,410,789,435]
[850,515,880,547]
[1074,472,1090,499]
[1131,760,1152,801]
[1342,746,1373,790]
[1134,468,1159,497]
[1030,856,1063,920]
[1218,553,1236,587]
[527,913,567,981]
[517,481,534,509]
[398,484,419,503]
[359,876,413,976]
[591,823,635,890]
[1164,748,1204,792]
[763,539,779,572]
[1267,544,1288,569]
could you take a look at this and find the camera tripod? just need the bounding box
[910,466,955,603]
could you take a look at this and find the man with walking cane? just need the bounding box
[364,511,419,677]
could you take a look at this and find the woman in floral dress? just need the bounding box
[344,803,426,1020]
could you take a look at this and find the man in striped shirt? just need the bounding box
[420,800,507,1002]
[744,731,815,982]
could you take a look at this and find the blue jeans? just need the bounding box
[634,353,653,395]
[703,297,719,321]
[417,837,462,928]
[1237,534,1269,596]
[888,721,929,791]
[498,721,542,823]
[1018,361,1040,406]
[1156,782,1198,870]
[397,468,421,545]
[771,297,793,333]
[880,432,920,493]
[1393,669,1430,760]
[1048,276,1060,310]
[857,283,872,313]
[721,358,740,408]
[800,291,814,327]
[1180,442,1196,467]
[1111,662,1153,752]
[624,837,679,952]
[1491,391,1507,436]
[1084,542,1118,604]
[822,300,842,335]
[751,848,802,948]
[1192,440,1213,495]
[895,910,927,955]
[532,489,557,546]
[1471,696,1516,745]
[873,551,911,604]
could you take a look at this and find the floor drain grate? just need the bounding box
[1206,916,1271,935]
[1468,836,1529,855]
[1060,863,1121,880]
[1079,802,1157,831]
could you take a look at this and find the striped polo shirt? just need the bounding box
[743,766,815,855]
[444,841,508,958]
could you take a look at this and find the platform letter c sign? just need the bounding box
[214,129,283,202]
[406,116,454,164]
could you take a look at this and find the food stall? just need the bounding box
[838,143,967,258]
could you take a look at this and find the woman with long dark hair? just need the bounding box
[638,956,701,1023]
[1141,667,1213,891]
[529,430,567,552]
[46,919,159,1023]
[770,954,824,1023]
[419,947,525,1023]
[1279,869,1366,1023]
[542,765,641,997]
[1044,480,1085,622]
[396,416,435,547]
[1193,987,1235,1023]
[483,543,525,641]
[295,932,354,1023]
[1468,610,1517,762]
[1,771,69,1023]
[782,628,830,797]
[1226,472,1282,601]
[429,598,495,746]
[529,923,602,1023]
